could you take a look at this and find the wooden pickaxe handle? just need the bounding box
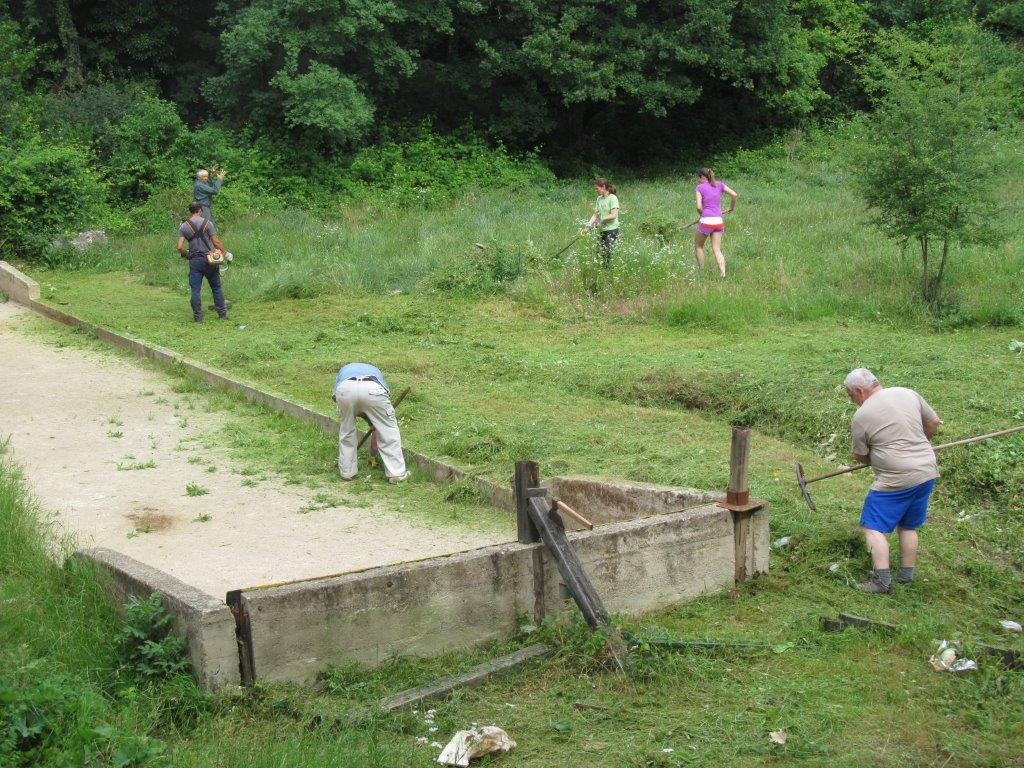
[357,386,411,449]
[801,423,1024,487]
[555,499,594,530]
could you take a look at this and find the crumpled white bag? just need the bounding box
[436,726,516,766]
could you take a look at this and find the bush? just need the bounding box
[116,593,190,685]
[101,95,184,201]
[0,140,107,257]
[350,130,554,204]
[427,240,533,294]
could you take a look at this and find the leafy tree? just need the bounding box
[205,0,435,148]
[854,26,1005,304]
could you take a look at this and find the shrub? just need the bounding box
[100,95,184,201]
[350,130,554,204]
[0,140,107,257]
[115,593,190,684]
[427,240,533,294]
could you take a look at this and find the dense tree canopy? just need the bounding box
[3,0,1021,157]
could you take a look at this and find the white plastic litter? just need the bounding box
[999,620,1022,632]
[772,536,791,549]
[769,730,788,745]
[416,737,429,745]
[828,562,841,573]
[1009,340,1024,354]
[436,726,516,767]
[929,640,976,672]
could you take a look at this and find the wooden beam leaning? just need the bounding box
[528,496,608,628]
[527,497,630,674]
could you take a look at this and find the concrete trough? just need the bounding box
[238,496,768,685]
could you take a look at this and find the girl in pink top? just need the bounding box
[693,167,738,277]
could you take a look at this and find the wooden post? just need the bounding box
[727,427,752,583]
[514,460,541,544]
[727,427,750,506]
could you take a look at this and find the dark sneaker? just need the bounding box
[855,578,894,595]
[896,576,914,584]
[218,314,229,320]
[194,316,204,323]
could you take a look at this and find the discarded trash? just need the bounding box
[769,730,788,745]
[431,742,444,749]
[1009,340,1024,354]
[237,324,247,330]
[828,562,841,573]
[662,747,675,753]
[999,620,1022,632]
[772,536,791,549]
[436,726,516,767]
[929,640,976,672]
[416,737,429,745]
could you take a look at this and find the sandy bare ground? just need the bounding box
[0,302,507,598]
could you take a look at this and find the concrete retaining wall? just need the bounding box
[546,475,723,527]
[77,548,240,689]
[240,501,748,684]
[0,261,39,304]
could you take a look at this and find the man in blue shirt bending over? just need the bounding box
[332,363,409,483]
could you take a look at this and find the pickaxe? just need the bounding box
[795,423,1024,511]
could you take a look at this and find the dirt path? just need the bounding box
[0,302,507,598]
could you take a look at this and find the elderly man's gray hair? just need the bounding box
[844,367,879,390]
[196,169,209,178]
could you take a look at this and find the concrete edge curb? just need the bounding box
[75,547,240,689]
[0,260,40,304]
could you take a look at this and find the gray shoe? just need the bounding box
[855,578,894,595]
[340,473,357,482]
[388,471,410,484]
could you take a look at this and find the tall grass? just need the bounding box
[0,447,204,766]
[50,127,1024,329]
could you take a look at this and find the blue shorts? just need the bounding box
[860,479,936,533]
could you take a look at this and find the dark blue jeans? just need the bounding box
[188,256,226,321]
[600,229,619,268]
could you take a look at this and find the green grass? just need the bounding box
[7,128,1024,766]
[184,483,209,497]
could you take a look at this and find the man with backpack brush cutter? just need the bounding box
[176,202,231,323]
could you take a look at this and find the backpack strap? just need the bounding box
[184,218,211,240]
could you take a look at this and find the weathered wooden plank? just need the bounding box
[515,461,542,544]
[528,496,608,628]
[378,644,552,712]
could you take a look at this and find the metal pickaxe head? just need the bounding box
[794,462,817,511]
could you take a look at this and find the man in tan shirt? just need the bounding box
[845,368,941,594]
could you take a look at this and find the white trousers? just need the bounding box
[334,379,407,479]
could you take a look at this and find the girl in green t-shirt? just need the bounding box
[583,177,620,267]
